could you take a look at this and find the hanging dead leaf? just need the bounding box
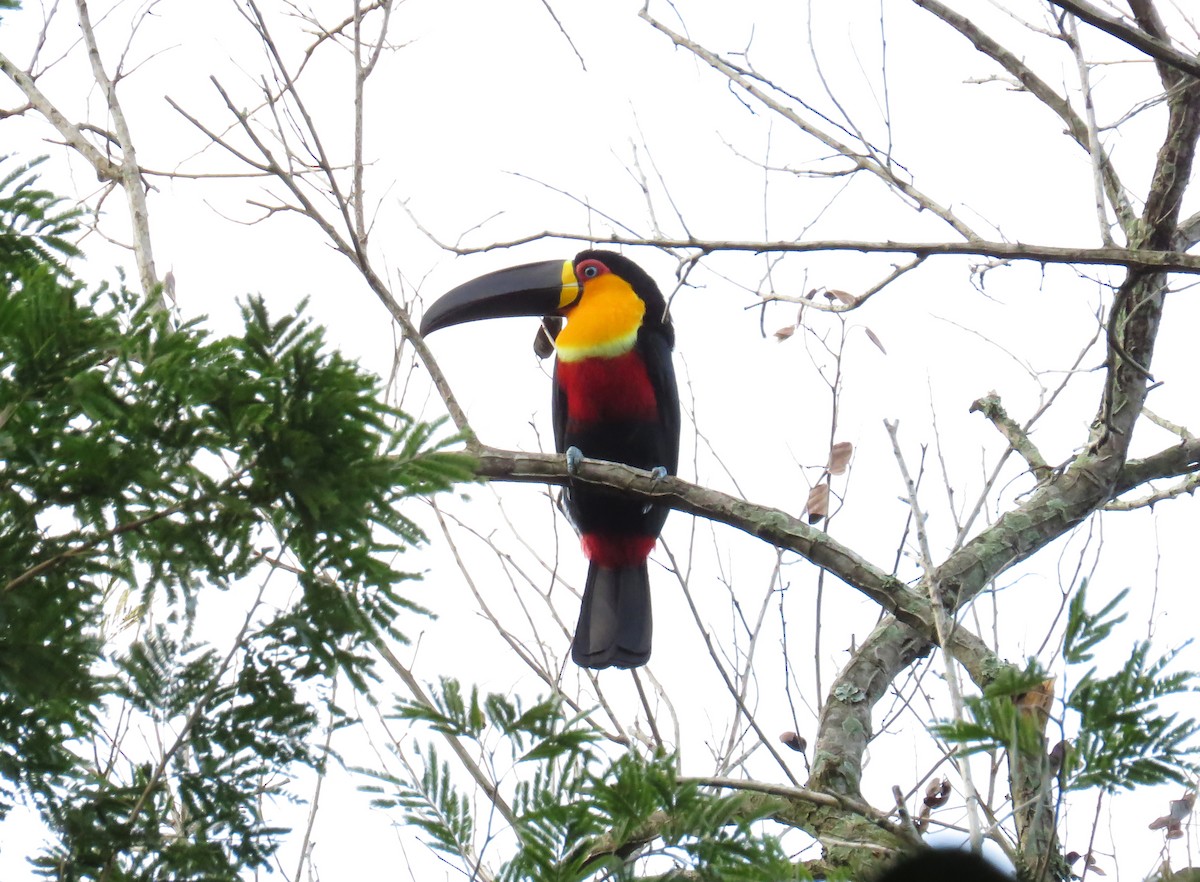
[827,441,853,475]
[779,731,807,753]
[1014,677,1055,728]
[825,288,857,306]
[1048,739,1069,775]
[805,484,829,524]
[1172,791,1195,818]
[774,325,796,342]
[914,802,931,833]
[864,326,887,355]
[533,317,562,359]
[1084,853,1106,876]
[1149,790,1195,837]
[924,776,951,808]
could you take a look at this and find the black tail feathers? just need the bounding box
[571,563,652,669]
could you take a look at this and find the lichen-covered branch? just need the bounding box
[474,446,999,681]
[970,392,1053,482]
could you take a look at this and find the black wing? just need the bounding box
[637,324,680,477]
[552,359,568,456]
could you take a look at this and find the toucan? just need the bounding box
[420,250,680,669]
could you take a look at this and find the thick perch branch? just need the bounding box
[475,445,1011,680]
[472,436,1199,638]
[475,446,907,606]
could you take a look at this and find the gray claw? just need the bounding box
[642,466,669,513]
[566,446,584,475]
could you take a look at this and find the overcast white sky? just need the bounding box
[2,0,1198,878]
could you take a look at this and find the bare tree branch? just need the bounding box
[433,231,1200,274]
[1065,14,1117,247]
[639,6,982,240]
[0,51,121,176]
[910,0,1138,236]
[1047,0,1200,81]
[74,0,160,301]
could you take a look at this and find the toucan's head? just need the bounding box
[421,250,672,358]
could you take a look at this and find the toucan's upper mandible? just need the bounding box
[420,259,579,336]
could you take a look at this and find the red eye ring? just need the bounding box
[575,259,608,282]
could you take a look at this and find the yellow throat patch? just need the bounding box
[555,273,645,363]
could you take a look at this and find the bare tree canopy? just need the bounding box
[1,0,1199,880]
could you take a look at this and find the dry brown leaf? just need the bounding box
[1014,677,1055,724]
[1048,739,1068,775]
[1149,790,1195,834]
[534,317,562,359]
[924,776,951,808]
[827,441,853,475]
[825,288,857,306]
[864,326,887,355]
[774,325,796,342]
[779,731,807,753]
[914,802,931,833]
[805,484,829,524]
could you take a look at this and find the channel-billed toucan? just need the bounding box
[421,250,680,669]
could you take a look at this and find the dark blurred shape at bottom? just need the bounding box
[875,849,1014,882]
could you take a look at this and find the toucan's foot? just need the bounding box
[641,466,670,514]
[566,446,584,475]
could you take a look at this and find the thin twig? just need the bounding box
[884,419,984,852]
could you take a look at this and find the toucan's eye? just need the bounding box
[576,259,607,281]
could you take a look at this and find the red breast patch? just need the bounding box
[556,350,657,423]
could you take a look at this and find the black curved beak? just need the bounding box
[420,259,580,336]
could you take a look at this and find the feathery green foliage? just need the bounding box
[374,679,799,881]
[0,158,474,878]
[1063,585,1200,791]
[934,581,1200,793]
[931,662,1055,760]
[0,155,80,274]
